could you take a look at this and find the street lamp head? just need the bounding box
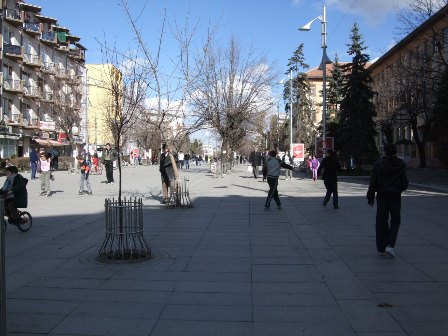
[298,16,321,31]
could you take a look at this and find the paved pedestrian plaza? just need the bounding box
[2,164,448,335]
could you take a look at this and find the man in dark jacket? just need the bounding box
[1,166,28,224]
[317,148,341,209]
[249,149,262,179]
[367,143,408,258]
[262,150,293,211]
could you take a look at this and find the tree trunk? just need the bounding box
[412,124,427,168]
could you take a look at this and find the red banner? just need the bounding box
[291,143,304,161]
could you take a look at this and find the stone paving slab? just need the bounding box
[2,164,448,335]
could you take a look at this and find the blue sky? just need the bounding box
[31,0,408,141]
[33,0,407,71]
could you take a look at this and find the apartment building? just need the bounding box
[85,64,120,147]
[0,0,86,159]
[369,5,448,168]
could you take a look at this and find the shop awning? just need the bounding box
[48,139,63,147]
[32,138,50,147]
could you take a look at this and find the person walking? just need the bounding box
[38,152,52,197]
[262,150,293,211]
[367,143,409,258]
[317,149,341,209]
[77,155,93,195]
[103,143,117,184]
[282,151,293,180]
[184,153,190,169]
[159,144,180,204]
[311,156,320,181]
[178,152,185,169]
[29,147,39,180]
[249,149,261,179]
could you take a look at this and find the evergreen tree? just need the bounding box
[327,54,345,121]
[284,44,315,151]
[326,54,346,151]
[339,23,377,170]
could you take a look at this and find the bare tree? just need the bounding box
[93,41,148,200]
[185,36,277,167]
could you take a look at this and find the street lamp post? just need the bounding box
[299,6,331,156]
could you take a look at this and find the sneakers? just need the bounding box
[385,246,395,258]
[323,200,328,207]
[334,205,339,209]
[264,207,273,211]
[79,191,84,195]
[277,205,282,210]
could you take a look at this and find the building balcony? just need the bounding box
[3,79,24,93]
[23,53,41,68]
[40,31,57,45]
[41,91,54,103]
[68,48,85,62]
[57,44,69,53]
[24,22,42,35]
[23,85,41,99]
[5,113,22,125]
[55,67,69,79]
[41,62,56,74]
[22,116,40,129]
[3,44,24,60]
[4,8,24,25]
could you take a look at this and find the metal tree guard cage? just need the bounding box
[166,177,193,208]
[99,197,151,262]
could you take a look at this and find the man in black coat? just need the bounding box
[317,149,341,209]
[367,143,408,258]
[249,149,262,178]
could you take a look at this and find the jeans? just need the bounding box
[185,160,190,169]
[323,178,338,206]
[79,173,92,193]
[264,176,281,208]
[40,171,51,194]
[376,193,401,252]
[105,160,114,183]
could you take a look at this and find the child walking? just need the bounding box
[77,155,92,195]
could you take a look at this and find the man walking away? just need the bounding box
[262,150,293,211]
[317,149,341,209]
[367,143,408,258]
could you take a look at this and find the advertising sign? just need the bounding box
[315,137,334,158]
[291,143,304,161]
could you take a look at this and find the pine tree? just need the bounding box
[284,44,315,151]
[338,23,377,170]
[326,54,345,150]
[327,54,345,121]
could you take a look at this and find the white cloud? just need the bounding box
[328,0,409,26]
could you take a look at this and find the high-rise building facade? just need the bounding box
[1,0,86,159]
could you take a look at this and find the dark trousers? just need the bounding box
[31,161,38,179]
[265,176,280,208]
[323,178,338,206]
[376,193,401,252]
[252,164,257,178]
[105,160,114,183]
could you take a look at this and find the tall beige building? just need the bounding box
[86,64,121,146]
[0,0,86,158]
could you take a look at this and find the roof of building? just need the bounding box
[369,4,448,72]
